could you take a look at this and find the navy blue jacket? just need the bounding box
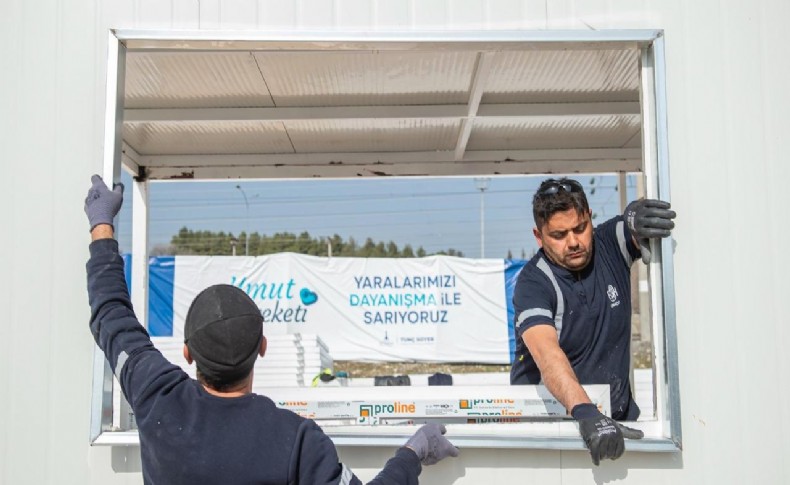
[87,238,421,484]
[510,216,641,421]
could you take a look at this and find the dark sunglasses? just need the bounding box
[537,179,583,196]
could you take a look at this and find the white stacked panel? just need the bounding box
[153,334,339,389]
[256,335,306,388]
[300,333,334,386]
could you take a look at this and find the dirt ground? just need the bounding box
[334,339,653,377]
[333,361,510,378]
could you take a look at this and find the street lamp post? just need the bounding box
[235,185,250,256]
[474,178,491,258]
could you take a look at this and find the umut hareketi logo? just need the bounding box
[230,275,318,323]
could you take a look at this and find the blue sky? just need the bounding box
[116,173,637,259]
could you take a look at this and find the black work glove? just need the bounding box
[572,403,644,466]
[623,198,676,264]
[404,423,460,465]
[84,175,124,231]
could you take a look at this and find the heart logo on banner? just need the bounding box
[300,288,318,306]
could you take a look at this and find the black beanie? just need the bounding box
[184,284,263,383]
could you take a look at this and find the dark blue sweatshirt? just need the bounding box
[87,238,421,484]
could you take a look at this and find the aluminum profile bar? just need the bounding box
[91,31,126,444]
[116,29,662,52]
[639,35,680,450]
[652,34,682,449]
[91,429,678,452]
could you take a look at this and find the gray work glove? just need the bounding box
[571,403,643,466]
[404,423,460,465]
[623,198,676,264]
[84,174,124,231]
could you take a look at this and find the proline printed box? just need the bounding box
[261,385,610,425]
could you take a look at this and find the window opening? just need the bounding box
[93,30,679,451]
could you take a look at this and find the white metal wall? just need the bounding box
[1,0,788,483]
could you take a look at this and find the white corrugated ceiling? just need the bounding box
[121,43,643,180]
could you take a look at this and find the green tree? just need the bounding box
[248,232,261,255]
[386,241,399,257]
[346,237,358,256]
[169,228,465,258]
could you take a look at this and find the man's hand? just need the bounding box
[623,198,676,264]
[84,174,124,231]
[404,423,460,465]
[572,403,643,466]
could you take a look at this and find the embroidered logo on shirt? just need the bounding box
[607,284,621,308]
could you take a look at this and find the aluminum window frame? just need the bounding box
[91,29,680,452]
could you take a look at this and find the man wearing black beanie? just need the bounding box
[84,175,459,484]
[183,283,268,392]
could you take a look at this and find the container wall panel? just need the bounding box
[448,0,488,29]
[373,0,411,29]
[412,0,451,29]
[298,0,337,29]
[219,0,259,29]
[2,0,789,483]
[336,0,374,28]
[196,0,221,29]
[172,0,201,29]
[0,0,115,483]
[136,0,175,28]
[485,0,527,29]
[258,0,299,29]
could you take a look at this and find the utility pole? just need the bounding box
[474,178,491,258]
[235,185,250,256]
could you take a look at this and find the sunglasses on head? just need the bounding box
[537,179,583,196]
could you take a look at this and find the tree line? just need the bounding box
[154,227,465,258]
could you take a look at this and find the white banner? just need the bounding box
[173,254,509,363]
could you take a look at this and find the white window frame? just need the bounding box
[91,29,680,452]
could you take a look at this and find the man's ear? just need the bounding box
[533,226,544,248]
[259,335,268,358]
[183,344,193,365]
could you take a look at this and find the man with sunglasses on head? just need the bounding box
[510,177,675,466]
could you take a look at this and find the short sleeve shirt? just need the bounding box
[509,216,641,421]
